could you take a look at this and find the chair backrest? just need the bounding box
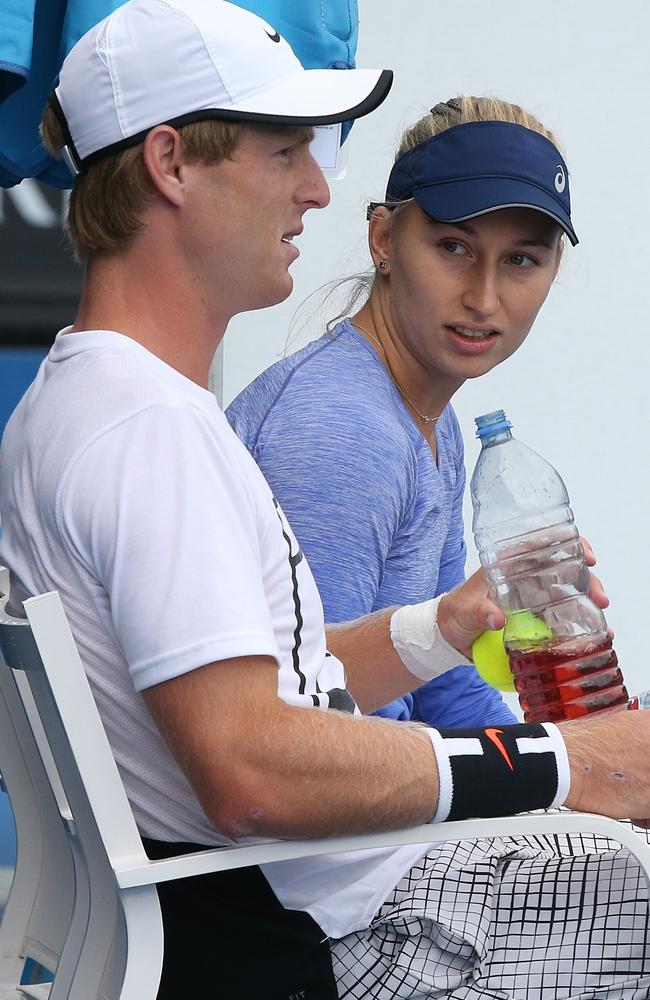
[0,605,78,989]
[0,592,142,999]
[16,592,151,869]
[0,567,76,984]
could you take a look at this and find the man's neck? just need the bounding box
[71,245,229,390]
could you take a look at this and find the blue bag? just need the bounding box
[0,0,360,189]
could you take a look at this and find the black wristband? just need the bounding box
[427,722,570,823]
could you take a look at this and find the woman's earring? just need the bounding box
[378,259,389,271]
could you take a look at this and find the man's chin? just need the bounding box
[245,277,294,312]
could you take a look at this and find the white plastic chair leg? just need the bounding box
[117,886,164,1000]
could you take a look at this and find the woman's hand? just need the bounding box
[439,537,611,660]
[580,536,610,612]
[437,568,504,660]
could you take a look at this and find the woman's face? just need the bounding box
[373,203,562,383]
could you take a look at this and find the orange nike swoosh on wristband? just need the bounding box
[484,728,514,770]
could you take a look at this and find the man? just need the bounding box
[2,2,650,998]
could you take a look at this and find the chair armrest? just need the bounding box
[115,811,650,890]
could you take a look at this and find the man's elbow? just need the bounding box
[201,772,288,841]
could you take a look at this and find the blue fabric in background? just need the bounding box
[228,0,358,69]
[0,348,47,430]
[0,794,15,867]
[0,0,360,189]
[0,348,48,870]
[0,0,126,188]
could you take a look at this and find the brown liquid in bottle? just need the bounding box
[508,637,628,723]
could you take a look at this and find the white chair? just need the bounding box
[0,606,85,998]
[2,588,650,999]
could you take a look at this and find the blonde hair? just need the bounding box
[324,94,564,329]
[41,103,241,261]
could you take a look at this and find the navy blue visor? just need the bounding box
[384,120,578,246]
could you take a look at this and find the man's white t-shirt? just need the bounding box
[0,329,431,938]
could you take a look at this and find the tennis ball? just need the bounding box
[471,628,515,691]
[472,612,554,692]
[505,610,553,644]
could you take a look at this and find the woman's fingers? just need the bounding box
[580,536,596,566]
[587,569,610,609]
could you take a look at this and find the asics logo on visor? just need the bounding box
[265,28,281,42]
[554,164,566,193]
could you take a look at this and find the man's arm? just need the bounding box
[141,567,506,840]
[142,651,650,842]
[142,653,439,840]
[561,710,650,825]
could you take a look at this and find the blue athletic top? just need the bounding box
[227,319,516,726]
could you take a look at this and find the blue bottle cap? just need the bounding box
[475,409,512,440]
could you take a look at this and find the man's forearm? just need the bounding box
[144,654,569,843]
[144,658,442,839]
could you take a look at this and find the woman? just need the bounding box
[227,95,576,727]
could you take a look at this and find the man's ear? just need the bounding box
[367,205,393,271]
[142,125,187,207]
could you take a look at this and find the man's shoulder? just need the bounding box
[6,333,233,495]
[48,332,223,429]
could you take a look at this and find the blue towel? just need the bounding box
[228,1,358,70]
[0,0,125,188]
[0,0,360,189]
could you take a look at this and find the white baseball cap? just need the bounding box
[50,0,393,177]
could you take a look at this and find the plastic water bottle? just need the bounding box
[470,409,628,723]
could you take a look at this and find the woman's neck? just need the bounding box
[351,301,462,433]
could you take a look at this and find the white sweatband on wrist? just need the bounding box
[390,595,463,682]
[542,722,571,808]
[425,721,571,824]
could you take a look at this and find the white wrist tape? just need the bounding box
[425,721,571,824]
[390,595,463,682]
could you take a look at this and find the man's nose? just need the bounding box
[300,152,331,210]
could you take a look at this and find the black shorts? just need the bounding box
[142,838,338,1000]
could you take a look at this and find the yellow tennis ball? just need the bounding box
[471,628,515,692]
[472,612,554,692]
[505,610,553,644]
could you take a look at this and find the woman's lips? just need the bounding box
[446,324,499,354]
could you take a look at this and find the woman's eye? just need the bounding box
[442,240,467,256]
[508,252,535,267]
